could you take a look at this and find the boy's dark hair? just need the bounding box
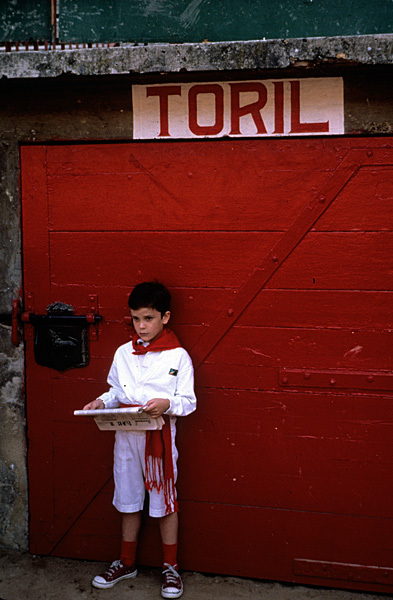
[128,281,171,316]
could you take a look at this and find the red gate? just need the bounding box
[21,139,393,592]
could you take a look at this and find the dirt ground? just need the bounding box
[0,550,390,600]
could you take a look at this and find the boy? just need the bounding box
[83,281,196,599]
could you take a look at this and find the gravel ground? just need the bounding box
[0,550,389,600]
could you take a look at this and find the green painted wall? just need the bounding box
[58,0,393,43]
[0,0,51,43]
[1,0,393,44]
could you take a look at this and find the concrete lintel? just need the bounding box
[0,34,392,79]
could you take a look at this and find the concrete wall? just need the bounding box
[0,37,392,551]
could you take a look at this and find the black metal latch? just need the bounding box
[21,302,102,371]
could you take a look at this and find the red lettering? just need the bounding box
[146,86,182,137]
[188,84,224,136]
[230,83,267,135]
[290,80,329,133]
[273,81,284,134]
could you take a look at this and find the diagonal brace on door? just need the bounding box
[190,148,393,369]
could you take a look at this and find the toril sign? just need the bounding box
[132,78,343,139]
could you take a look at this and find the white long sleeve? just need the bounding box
[164,352,196,417]
[99,360,127,408]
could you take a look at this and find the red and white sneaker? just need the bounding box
[92,559,137,589]
[161,563,183,599]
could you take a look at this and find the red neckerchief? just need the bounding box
[132,328,181,355]
[127,328,182,514]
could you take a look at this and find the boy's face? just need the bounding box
[130,306,170,344]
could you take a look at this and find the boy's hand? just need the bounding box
[82,398,105,410]
[143,398,170,418]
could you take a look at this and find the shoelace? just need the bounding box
[162,563,181,587]
[107,560,122,575]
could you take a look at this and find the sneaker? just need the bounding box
[161,563,183,599]
[92,559,137,589]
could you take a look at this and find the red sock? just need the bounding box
[162,542,178,568]
[121,540,138,567]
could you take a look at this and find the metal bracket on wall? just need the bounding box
[87,294,101,341]
[280,369,393,392]
[1,296,22,345]
[23,292,35,340]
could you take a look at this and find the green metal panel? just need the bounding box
[58,0,393,43]
[0,0,52,42]
[2,0,392,45]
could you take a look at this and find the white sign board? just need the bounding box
[133,77,344,140]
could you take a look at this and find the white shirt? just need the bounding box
[99,341,196,418]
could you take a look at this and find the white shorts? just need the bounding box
[113,429,178,518]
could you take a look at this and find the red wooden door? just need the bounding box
[21,139,393,593]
